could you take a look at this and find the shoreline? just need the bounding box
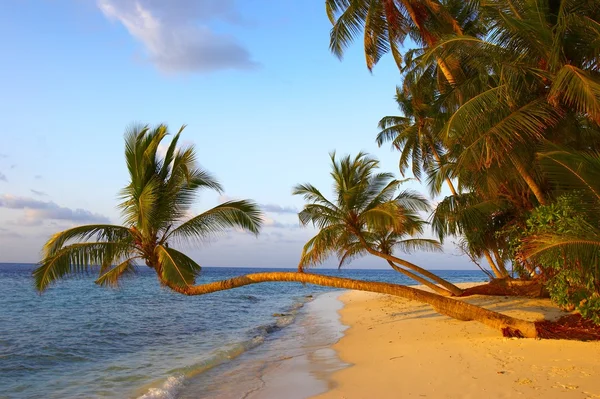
[312,283,600,399]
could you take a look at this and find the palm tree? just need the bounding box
[335,228,454,296]
[34,124,263,291]
[325,0,466,83]
[422,0,600,206]
[34,124,542,338]
[293,151,464,296]
[377,80,457,194]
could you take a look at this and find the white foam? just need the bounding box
[137,375,185,399]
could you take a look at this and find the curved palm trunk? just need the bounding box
[355,234,463,295]
[492,248,510,277]
[402,3,457,86]
[511,157,546,205]
[165,272,537,338]
[387,260,453,296]
[484,250,505,279]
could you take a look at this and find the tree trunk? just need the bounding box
[165,272,537,338]
[492,248,510,277]
[387,260,452,296]
[352,233,464,295]
[511,157,546,205]
[484,250,505,279]
[356,236,464,296]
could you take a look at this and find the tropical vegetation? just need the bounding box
[293,152,460,296]
[327,0,600,322]
[34,124,543,338]
[35,0,600,338]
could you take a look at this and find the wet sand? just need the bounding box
[313,283,600,399]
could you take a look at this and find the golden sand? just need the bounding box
[314,283,600,399]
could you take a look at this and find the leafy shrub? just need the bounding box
[502,194,600,323]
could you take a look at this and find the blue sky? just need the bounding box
[0,0,472,269]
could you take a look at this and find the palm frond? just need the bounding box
[168,200,263,243]
[95,257,139,288]
[156,245,202,288]
[34,242,128,292]
[43,225,132,258]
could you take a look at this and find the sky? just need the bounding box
[0,0,473,269]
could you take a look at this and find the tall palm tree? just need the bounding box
[293,152,464,296]
[424,0,600,206]
[34,125,263,291]
[325,0,466,83]
[377,79,457,194]
[34,124,541,338]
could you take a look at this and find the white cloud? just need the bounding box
[261,203,298,214]
[0,194,110,224]
[98,0,258,73]
[261,215,299,229]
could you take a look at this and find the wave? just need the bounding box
[136,295,314,399]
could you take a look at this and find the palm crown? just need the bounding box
[293,152,465,295]
[34,125,262,292]
[293,152,432,267]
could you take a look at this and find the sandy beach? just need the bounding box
[314,283,600,399]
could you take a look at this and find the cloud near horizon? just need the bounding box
[260,203,298,214]
[98,0,258,73]
[0,194,110,225]
[30,189,47,197]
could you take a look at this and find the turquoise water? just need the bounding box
[0,264,486,398]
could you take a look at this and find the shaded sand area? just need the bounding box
[314,283,600,399]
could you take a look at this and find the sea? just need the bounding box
[0,264,487,399]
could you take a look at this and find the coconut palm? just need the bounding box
[33,124,545,337]
[34,124,263,291]
[335,228,454,295]
[325,0,466,83]
[422,0,600,206]
[293,151,464,296]
[377,79,457,194]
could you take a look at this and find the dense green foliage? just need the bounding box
[503,194,600,322]
[327,0,600,320]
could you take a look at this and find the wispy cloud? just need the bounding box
[98,0,258,74]
[0,194,110,224]
[0,172,6,182]
[30,189,47,197]
[34,175,43,180]
[261,215,299,229]
[261,203,298,214]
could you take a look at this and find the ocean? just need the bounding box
[0,264,486,399]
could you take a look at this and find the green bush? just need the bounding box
[502,194,600,323]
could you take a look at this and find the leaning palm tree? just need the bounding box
[34,124,541,338]
[335,228,454,296]
[34,124,263,291]
[294,151,464,296]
